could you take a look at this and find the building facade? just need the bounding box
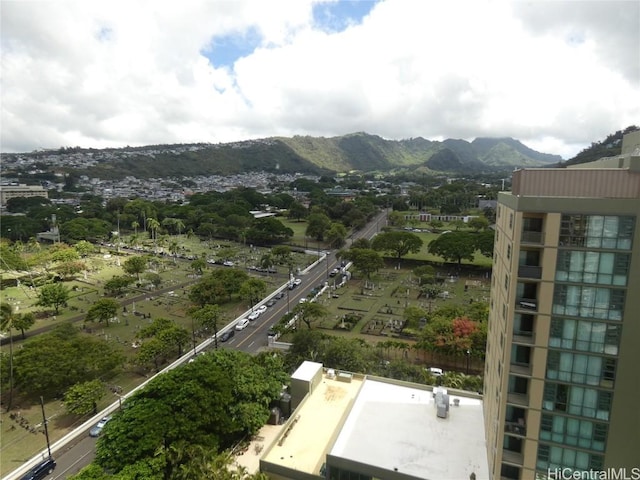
[484,133,640,479]
[0,183,48,207]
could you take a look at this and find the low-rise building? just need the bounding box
[260,361,488,480]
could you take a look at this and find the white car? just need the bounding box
[256,305,268,314]
[294,278,302,286]
[235,318,250,330]
[248,311,261,321]
[427,367,444,376]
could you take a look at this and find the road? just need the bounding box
[6,210,387,480]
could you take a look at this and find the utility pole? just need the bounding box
[40,397,52,459]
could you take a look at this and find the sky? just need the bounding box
[1,0,639,159]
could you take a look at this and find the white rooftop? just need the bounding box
[330,378,489,480]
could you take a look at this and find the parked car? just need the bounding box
[20,457,56,480]
[256,305,268,314]
[266,299,277,307]
[89,416,112,437]
[294,278,302,286]
[235,318,250,330]
[427,367,444,377]
[275,291,285,299]
[220,330,234,342]
[248,311,261,321]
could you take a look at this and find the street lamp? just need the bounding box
[190,317,197,356]
[466,349,471,374]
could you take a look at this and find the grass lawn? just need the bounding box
[0,238,306,476]
[0,227,492,475]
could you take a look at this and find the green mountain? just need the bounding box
[4,132,566,179]
[277,132,560,174]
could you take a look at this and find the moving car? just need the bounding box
[89,416,112,437]
[275,291,285,299]
[248,310,261,321]
[220,329,234,342]
[235,318,250,330]
[19,457,56,480]
[266,299,277,307]
[256,305,268,314]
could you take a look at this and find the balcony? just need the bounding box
[502,449,524,466]
[505,406,527,436]
[513,314,535,344]
[521,230,543,244]
[521,217,544,245]
[516,298,537,311]
[504,421,526,436]
[517,265,542,279]
[507,392,529,406]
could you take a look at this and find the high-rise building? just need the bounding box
[484,131,640,480]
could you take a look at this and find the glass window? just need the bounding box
[553,285,625,321]
[549,318,620,355]
[559,215,635,251]
[555,251,629,286]
[539,414,606,451]
[537,443,604,471]
[546,350,614,387]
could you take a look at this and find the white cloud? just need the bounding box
[1,0,638,159]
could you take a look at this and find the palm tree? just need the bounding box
[169,240,179,264]
[147,218,160,254]
[131,220,139,236]
[0,303,16,410]
[174,219,185,237]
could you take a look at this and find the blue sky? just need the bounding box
[204,1,379,69]
[2,0,638,158]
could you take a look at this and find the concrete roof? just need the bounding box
[262,372,364,476]
[331,379,489,480]
[261,371,489,480]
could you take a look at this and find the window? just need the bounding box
[555,251,629,286]
[536,444,604,471]
[549,318,620,355]
[546,350,615,386]
[552,285,625,320]
[539,414,607,451]
[559,215,635,250]
[507,244,511,260]
[509,213,514,230]
[504,274,509,290]
[543,383,612,420]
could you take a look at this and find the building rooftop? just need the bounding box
[331,378,488,480]
[262,370,364,476]
[262,369,489,480]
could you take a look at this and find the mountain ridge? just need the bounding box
[2,132,566,180]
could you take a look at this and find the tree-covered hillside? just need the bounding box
[560,125,639,167]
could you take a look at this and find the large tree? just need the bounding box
[342,248,383,280]
[305,212,332,241]
[14,323,124,398]
[427,231,476,265]
[95,349,287,475]
[36,282,70,315]
[64,379,106,415]
[86,298,120,328]
[123,255,147,281]
[293,301,329,330]
[371,231,423,267]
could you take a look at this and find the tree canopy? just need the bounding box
[13,323,124,398]
[371,231,423,266]
[95,349,287,475]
